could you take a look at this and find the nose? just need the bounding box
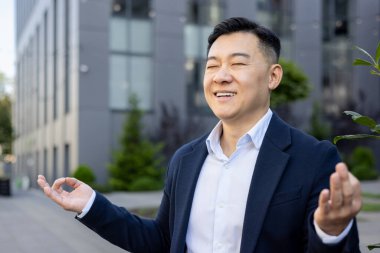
[213,67,233,84]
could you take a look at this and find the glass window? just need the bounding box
[256,0,294,38]
[109,55,152,110]
[131,0,150,18]
[322,0,352,116]
[110,17,128,51]
[112,0,127,16]
[111,0,150,18]
[109,0,153,110]
[184,25,199,58]
[130,20,152,53]
[334,0,349,36]
[130,56,152,110]
[186,0,224,26]
[186,59,209,113]
[110,18,152,53]
[109,55,128,109]
[185,0,224,114]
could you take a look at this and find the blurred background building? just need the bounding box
[0,78,5,97]
[13,0,380,185]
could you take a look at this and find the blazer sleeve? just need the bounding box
[76,191,170,253]
[307,216,360,253]
[305,142,361,253]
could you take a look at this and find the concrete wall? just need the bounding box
[290,0,323,129]
[152,0,187,124]
[77,0,111,184]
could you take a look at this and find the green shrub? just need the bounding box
[308,102,332,141]
[128,177,163,191]
[271,58,311,107]
[108,94,165,191]
[0,94,13,154]
[348,146,378,180]
[92,183,113,193]
[71,164,96,185]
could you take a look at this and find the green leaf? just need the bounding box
[370,69,380,76]
[376,41,380,64]
[343,111,377,128]
[355,46,376,65]
[368,243,380,250]
[333,134,380,144]
[353,58,372,66]
[374,125,380,134]
[343,111,362,118]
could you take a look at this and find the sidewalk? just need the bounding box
[357,179,380,252]
[0,180,379,253]
[0,189,125,253]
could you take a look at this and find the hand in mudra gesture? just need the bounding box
[37,175,94,213]
[314,163,362,235]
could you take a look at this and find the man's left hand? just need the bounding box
[314,162,362,236]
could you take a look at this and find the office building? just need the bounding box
[14,0,380,185]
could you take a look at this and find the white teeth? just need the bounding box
[216,92,236,97]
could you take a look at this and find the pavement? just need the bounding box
[0,180,379,253]
[357,180,380,252]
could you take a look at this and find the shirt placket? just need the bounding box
[212,156,233,253]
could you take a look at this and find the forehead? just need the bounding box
[207,32,261,57]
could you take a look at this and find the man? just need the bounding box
[38,17,362,252]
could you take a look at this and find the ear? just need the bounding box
[268,64,283,90]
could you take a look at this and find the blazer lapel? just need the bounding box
[240,113,291,253]
[170,138,209,252]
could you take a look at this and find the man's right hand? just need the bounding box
[37,175,94,213]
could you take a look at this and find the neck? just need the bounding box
[219,109,269,157]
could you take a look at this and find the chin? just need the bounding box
[215,113,235,122]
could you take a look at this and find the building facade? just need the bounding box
[14,0,380,185]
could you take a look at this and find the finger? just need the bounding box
[349,172,363,213]
[43,186,64,206]
[65,177,82,189]
[336,163,354,206]
[37,175,50,189]
[318,189,330,215]
[37,175,66,207]
[330,172,343,208]
[51,178,67,193]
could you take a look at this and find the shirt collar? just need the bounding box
[206,109,273,155]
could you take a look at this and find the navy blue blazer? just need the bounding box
[78,113,360,253]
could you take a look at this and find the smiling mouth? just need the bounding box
[215,92,237,97]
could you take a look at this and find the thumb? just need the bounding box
[314,189,330,223]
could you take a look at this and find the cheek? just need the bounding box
[241,78,269,101]
[203,76,212,92]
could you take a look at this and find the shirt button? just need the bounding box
[219,203,224,208]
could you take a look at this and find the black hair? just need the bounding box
[207,17,281,63]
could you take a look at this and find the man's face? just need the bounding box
[204,32,280,126]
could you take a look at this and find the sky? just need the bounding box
[0,0,15,86]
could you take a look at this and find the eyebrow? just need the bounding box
[207,52,250,61]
